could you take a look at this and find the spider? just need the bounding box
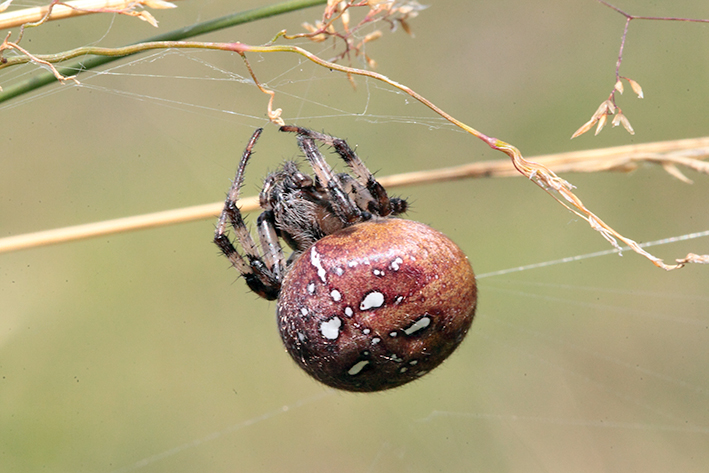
[214,125,408,301]
[214,126,477,392]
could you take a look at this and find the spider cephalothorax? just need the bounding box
[215,126,477,392]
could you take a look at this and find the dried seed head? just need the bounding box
[611,111,635,135]
[611,112,622,127]
[594,112,608,136]
[618,113,634,135]
[627,78,644,98]
[341,8,351,31]
[143,0,177,8]
[301,22,328,42]
[614,79,624,94]
[571,117,597,139]
[325,0,340,17]
[362,30,383,43]
[590,100,613,121]
[137,11,158,27]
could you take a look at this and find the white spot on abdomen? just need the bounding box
[319,317,342,340]
[390,257,403,271]
[403,316,432,335]
[360,291,384,310]
[348,360,369,376]
[310,246,327,283]
[330,289,342,302]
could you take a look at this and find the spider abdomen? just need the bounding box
[276,218,477,392]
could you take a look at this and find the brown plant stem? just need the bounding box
[1,38,707,268]
[1,136,708,254]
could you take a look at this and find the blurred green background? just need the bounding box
[1,1,708,471]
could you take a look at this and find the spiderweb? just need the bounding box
[1,2,708,472]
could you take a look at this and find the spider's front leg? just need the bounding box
[280,125,408,217]
[214,128,284,301]
[294,134,366,224]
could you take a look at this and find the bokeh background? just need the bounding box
[2,1,709,471]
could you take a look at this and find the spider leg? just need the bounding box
[214,128,282,301]
[256,210,286,282]
[280,125,403,216]
[337,173,376,213]
[214,128,261,271]
[294,133,365,224]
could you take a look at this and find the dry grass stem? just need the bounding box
[1,136,708,256]
[0,31,79,84]
[0,0,177,31]
[574,2,708,139]
[285,0,424,64]
[0,2,707,270]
